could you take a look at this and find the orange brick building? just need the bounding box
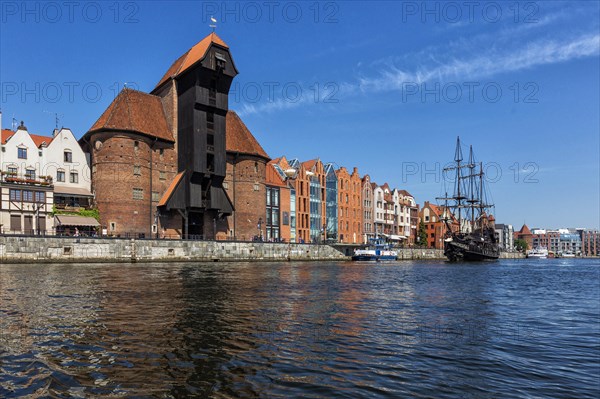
[514,224,534,249]
[420,201,458,249]
[336,167,362,243]
[265,162,291,242]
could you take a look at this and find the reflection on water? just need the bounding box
[1,259,599,398]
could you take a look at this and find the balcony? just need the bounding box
[1,172,53,187]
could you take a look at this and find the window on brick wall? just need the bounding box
[133,188,143,200]
[134,165,141,176]
[152,191,159,202]
[160,171,166,180]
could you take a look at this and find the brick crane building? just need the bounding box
[82,32,267,239]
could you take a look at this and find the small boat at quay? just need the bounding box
[352,238,398,261]
[560,251,576,258]
[527,247,549,259]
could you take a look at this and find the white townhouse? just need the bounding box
[0,117,93,235]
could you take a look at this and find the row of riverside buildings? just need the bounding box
[514,224,599,257]
[0,32,420,245]
[1,32,598,254]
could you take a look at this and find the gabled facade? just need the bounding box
[361,175,374,242]
[0,124,54,235]
[46,127,93,210]
[265,162,291,242]
[420,201,458,249]
[336,166,362,244]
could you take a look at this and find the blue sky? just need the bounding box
[1,1,599,229]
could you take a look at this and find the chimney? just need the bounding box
[353,167,358,175]
[53,128,59,137]
[17,121,27,131]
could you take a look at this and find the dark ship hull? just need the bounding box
[438,137,500,263]
[444,237,499,262]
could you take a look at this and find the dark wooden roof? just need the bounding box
[226,111,269,160]
[155,32,229,90]
[86,88,174,142]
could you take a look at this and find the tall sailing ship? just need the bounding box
[437,137,500,262]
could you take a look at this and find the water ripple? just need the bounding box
[1,259,599,398]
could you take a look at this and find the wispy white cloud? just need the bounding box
[236,19,599,117]
[358,33,600,91]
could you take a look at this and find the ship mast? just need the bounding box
[454,137,463,233]
[479,161,484,232]
[468,146,475,231]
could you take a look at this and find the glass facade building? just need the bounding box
[290,188,296,243]
[309,175,322,242]
[266,187,280,241]
[324,164,338,242]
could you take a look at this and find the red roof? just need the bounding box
[226,111,269,159]
[265,163,287,187]
[155,32,229,90]
[158,171,185,207]
[518,224,532,235]
[1,128,53,147]
[1,129,15,144]
[86,88,174,142]
[302,159,318,170]
[398,189,414,198]
[30,133,53,147]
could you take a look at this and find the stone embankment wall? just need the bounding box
[0,236,526,263]
[397,248,445,259]
[0,236,347,264]
[499,252,526,259]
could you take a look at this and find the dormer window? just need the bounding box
[215,52,226,69]
[18,148,27,159]
[64,150,72,163]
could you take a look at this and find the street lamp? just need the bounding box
[257,217,263,241]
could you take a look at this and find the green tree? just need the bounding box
[514,238,529,252]
[417,220,428,247]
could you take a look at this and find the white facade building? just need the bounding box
[0,119,92,235]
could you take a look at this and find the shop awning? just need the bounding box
[381,233,406,241]
[55,215,100,227]
[54,186,94,197]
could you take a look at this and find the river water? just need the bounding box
[1,259,598,398]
